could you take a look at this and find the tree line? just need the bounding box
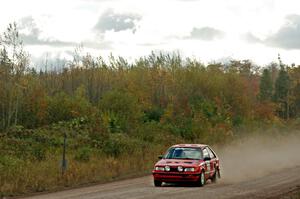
[0,23,300,136]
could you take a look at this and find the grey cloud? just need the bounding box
[19,16,41,37]
[243,32,262,43]
[19,16,77,47]
[187,27,225,40]
[22,34,76,47]
[18,16,112,50]
[264,14,300,49]
[244,14,300,49]
[94,9,141,33]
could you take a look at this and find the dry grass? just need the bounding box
[0,146,164,197]
[281,189,300,199]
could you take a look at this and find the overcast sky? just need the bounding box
[1,0,300,67]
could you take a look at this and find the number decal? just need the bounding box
[206,161,210,174]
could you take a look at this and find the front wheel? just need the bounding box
[198,171,206,187]
[154,180,162,187]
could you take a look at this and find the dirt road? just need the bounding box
[22,134,300,199]
[23,166,300,199]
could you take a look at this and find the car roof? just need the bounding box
[171,144,208,149]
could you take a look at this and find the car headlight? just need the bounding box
[155,166,165,171]
[165,165,170,171]
[177,166,183,172]
[184,167,195,172]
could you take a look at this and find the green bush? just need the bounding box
[99,91,143,133]
[46,89,92,124]
[102,133,139,157]
[31,145,46,161]
[0,155,23,170]
[143,107,164,122]
[74,147,92,162]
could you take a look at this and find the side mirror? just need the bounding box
[204,156,211,161]
[158,155,163,159]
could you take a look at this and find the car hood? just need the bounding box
[156,159,202,167]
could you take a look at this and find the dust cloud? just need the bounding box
[217,131,300,183]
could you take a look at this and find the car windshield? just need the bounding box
[164,147,203,160]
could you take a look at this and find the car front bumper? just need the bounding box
[152,172,201,182]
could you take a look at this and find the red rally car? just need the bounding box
[152,144,221,187]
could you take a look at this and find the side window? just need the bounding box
[202,148,209,159]
[207,147,216,159]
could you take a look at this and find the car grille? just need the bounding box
[169,167,180,172]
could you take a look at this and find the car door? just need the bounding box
[202,148,211,178]
[207,147,217,176]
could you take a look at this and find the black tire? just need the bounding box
[217,168,221,178]
[154,180,162,187]
[211,169,220,183]
[198,171,206,187]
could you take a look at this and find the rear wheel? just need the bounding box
[154,180,162,187]
[211,169,220,183]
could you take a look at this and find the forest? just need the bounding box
[1,23,300,196]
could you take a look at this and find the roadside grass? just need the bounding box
[0,120,186,197]
[290,191,300,199]
[1,121,299,197]
[0,145,165,197]
[281,189,300,199]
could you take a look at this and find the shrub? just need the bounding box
[0,155,22,170]
[143,107,164,122]
[102,133,139,157]
[99,91,143,133]
[31,145,46,161]
[74,147,92,162]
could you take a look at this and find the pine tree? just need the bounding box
[259,68,273,101]
[273,61,290,119]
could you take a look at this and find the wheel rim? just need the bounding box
[201,172,205,185]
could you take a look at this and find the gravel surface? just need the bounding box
[22,166,300,199]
